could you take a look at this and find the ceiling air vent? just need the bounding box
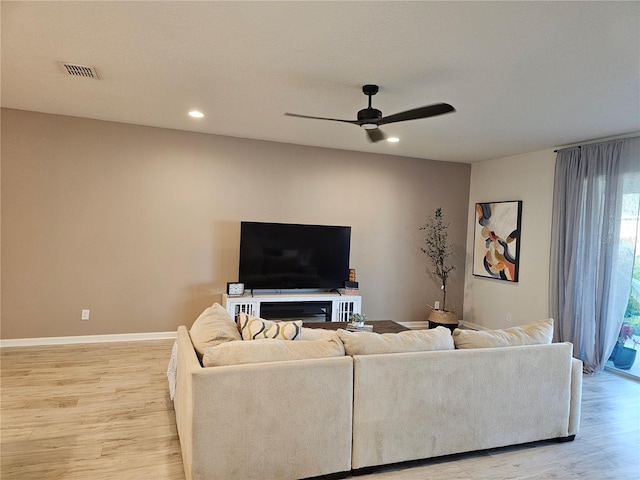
[60,62,98,79]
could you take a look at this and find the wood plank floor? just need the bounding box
[2,339,639,479]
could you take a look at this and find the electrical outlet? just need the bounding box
[81,309,90,321]
[434,301,440,310]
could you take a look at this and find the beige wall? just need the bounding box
[1,109,470,339]
[463,149,556,329]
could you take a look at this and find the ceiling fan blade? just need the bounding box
[284,112,358,125]
[377,103,455,126]
[366,128,386,143]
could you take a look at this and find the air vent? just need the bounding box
[60,63,98,79]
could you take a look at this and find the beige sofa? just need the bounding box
[174,325,354,480]
[173,322,582,480]
[351,342,582,470]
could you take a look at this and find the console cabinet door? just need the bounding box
[332,297,361,322]
[223,297,259,319]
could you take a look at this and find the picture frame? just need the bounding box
[473,200,522,282]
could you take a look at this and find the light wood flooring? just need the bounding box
[1,339,639,479]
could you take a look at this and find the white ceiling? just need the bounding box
[2,1,639,163]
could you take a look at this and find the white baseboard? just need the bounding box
[397,320,486,331]
[0,331,177,348]
[397,321,430,330]
[458,320,487,331]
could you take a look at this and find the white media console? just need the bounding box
[222,292,361,323]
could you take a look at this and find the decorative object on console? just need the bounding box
[226,282,245,296]
[346,324,373,332]
[473,200,522,282]
[420,207,458,328]
[348,312,370,331]
[342,279,359,296]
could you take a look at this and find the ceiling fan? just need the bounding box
[285,84,455,143]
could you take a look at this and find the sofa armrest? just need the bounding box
[175,326,200,479]
[568,357,583,436]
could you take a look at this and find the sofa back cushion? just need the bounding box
[202,337,345,367]
[238,312,302,341]
[189,303,242,356]
[301,326,341,342]
[452,318,554,349]
[336,326,454,356]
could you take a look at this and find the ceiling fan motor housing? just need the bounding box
[359,84,382,127]
[357,108,382,124]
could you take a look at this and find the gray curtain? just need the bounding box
[549,137,640,374]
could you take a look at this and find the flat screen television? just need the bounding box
[239,221,351,291]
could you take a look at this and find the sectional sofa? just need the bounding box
[171,305,582,480]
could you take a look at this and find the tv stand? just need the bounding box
[222,292,361,323]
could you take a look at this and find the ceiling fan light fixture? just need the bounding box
[361,123,377,130]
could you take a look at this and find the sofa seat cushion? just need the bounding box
[238,312,302,340]
[202,337,345,367]
[453,318,554,349]
[189,303,242,356]
[336,326,454,356]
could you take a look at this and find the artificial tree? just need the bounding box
[420,207,455,313]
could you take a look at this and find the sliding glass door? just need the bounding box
[607,192,640,379]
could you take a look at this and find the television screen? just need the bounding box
[239,222,351,290]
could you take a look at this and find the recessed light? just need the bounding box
[387,137,399,143]
[188,110,204,118]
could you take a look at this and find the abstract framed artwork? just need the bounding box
[473,200,522,282]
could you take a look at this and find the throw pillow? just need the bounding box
[202,337,345,367]
[238,312,302,341]
[189,303,242,356]
[336,326,454,356]
[452,318,554,349]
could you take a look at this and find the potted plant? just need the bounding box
[349,313,367,328]
[612,323,638,370]
[420,208,457,329]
